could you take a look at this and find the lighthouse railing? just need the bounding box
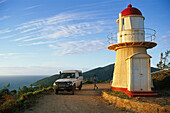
[107,32,117,44]
[107,28,156,44]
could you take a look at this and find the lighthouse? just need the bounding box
[108,4,157,97]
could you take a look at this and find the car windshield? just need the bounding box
[60,73,75,79]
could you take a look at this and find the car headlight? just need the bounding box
[53,82,58,85]
[67,82,72,85]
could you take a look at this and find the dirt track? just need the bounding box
[24,83,126,113]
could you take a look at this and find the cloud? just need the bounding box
[0,53,18,58]
[22,21,107,42]
[151,64,157,68]
[0,0,6,4]
[0,66,89,75]
[161,30,170,39]
[24,5,40,10]
[158,31,170,45]
[27,40,57,46]
[0,9,112,55]
[0,66,58,75]
[0,52,34,59]
[0,16,10,21]
[49,40,106,55]
[0,29,11,34]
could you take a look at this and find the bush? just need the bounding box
[1,100,16,113]
[106,90,131,99]
[24,92,33,98]
[10,90,17,95]
[32,90,42,95]
[0,83,55,113]
[152,69,170,90]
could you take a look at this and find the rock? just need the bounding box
[164,105,170,112]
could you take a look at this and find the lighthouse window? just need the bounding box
[117,21,119,31]
[122,18,124,30]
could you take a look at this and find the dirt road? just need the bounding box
[24,83,126,113]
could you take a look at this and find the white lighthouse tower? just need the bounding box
[108,4,157,97]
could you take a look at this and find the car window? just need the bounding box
[60,73,75,79]
[75,73,78,78]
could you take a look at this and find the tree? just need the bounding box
[6,83,10,89]
[157,50,170,70]
[21,86,28,93]
[30,84,33,88]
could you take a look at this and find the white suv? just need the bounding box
[53,70,83,95]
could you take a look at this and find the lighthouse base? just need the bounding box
[111,87,158,97]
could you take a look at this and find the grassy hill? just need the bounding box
[32,74,59,88]
[151,69,170,90]
[32,63,158,87]
[83,64,114,81]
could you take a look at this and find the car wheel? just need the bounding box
[71,85,75,95]
[54,89,58,94]
[78,83,82,90]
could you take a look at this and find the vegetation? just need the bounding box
[32,74,59,88]
[151,69,170,90]
[157,50,170,70]
[83,64,115,81]
[106,90,131,99]
[0,84,53,113]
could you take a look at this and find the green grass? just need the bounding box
[0,86,54,113]
[152,69,170,90]
[106,90,131,99]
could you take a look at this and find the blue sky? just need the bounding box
[0,0,169,75]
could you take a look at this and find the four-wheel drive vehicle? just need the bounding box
[53,70,83,95]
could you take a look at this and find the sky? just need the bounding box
[0,0,169,76]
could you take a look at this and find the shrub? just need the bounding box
[152,69,170,90]
[106,90,131,99]
[1,100,17,113]
[10,90,17,95]
[24,92,33,98]
[32,90,42,95]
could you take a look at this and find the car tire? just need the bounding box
[55,89,58,94]
[78,83,82,90]
[71,85,75,95]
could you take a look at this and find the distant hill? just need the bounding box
[83,64,158,81]
[32,63,158,87]
[83,64,115,81]
[32,74,59,87]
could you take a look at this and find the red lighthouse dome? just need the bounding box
[121,4,142,16]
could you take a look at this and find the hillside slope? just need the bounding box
[83,64,114,81]
[152,69,170,90]
[32,74,59,87]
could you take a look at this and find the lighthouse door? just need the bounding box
[132,54,149,91]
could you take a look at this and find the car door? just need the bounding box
[75,72,80,87]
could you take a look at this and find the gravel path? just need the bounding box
[24,83,126,113]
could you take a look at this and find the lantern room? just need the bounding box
[117,4,145,43]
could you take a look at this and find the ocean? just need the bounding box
[0,75,49,91]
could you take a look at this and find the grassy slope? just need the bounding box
[32,74,59,87]
[32,63,158,87]
[83,64,114,81]
[151,69,170,90]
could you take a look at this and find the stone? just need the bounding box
[159,107,166,113]
[164,105,170,112]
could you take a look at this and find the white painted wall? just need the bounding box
[126,53,152,91]
[117,15,145,43]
